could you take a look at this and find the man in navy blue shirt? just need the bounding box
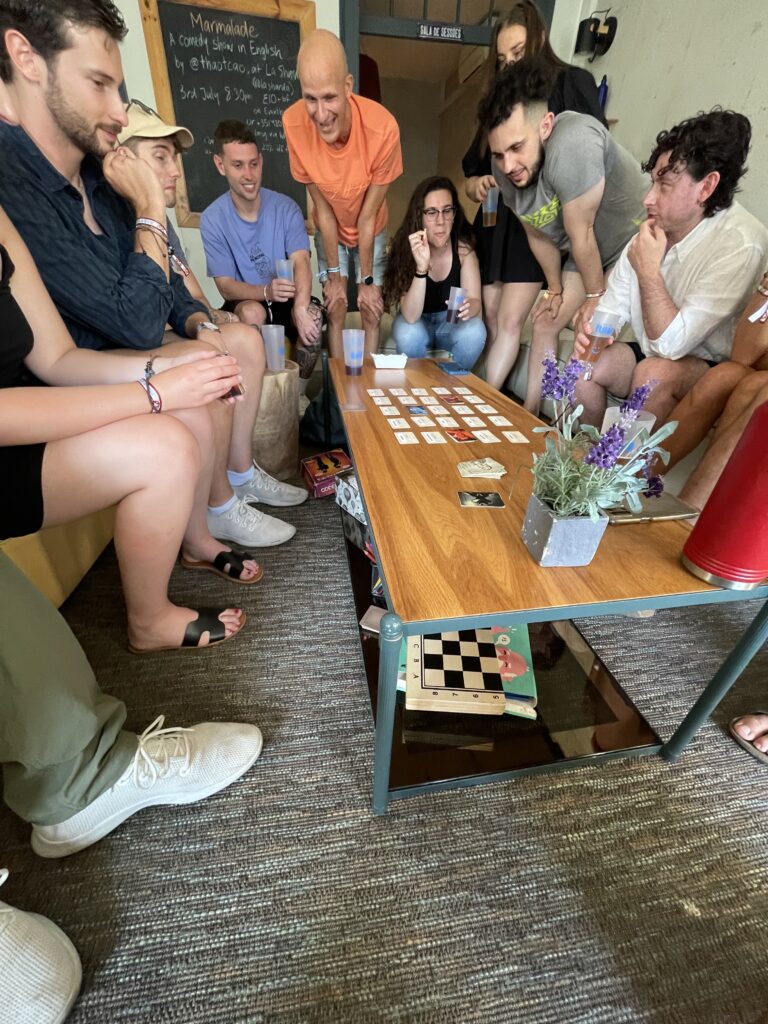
[0,0,306,547]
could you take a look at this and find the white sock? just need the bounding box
[227,466,255,487]
[208,495,238,516]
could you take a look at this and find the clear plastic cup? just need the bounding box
[447,286,465,324]
[342,328,365,375]
[482,186,499,228]
[601,406,656,455]
[583,308,623,380]
[275,259,294,281]
[261,324,285,372]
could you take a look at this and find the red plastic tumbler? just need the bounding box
[682,400,768,589]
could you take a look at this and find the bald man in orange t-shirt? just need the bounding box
[283,30,402,358]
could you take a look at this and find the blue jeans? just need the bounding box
[392,311,486,370]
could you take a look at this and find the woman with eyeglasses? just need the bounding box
[463,0,606,393]
[383,177,486,369]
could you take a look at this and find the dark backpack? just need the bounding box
[299,352,347,447]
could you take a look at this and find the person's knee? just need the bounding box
[732,369,768,406]
[144,416,201,478]
[221,323,266,376]
[236,300,266,327]
[690,362,750,405]
[392,315,429,357]
[360,306,382,331]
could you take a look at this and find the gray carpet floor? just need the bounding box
[2,495,768,1024]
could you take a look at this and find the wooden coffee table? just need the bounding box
[329,357,768,815]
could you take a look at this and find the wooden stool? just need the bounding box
[252,358,299,481]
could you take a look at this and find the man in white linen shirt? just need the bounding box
[573,109,768,427]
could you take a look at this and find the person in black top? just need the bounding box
[463,0,606,392]
[383,177,486,370]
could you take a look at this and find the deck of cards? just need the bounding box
[458,458,507,480]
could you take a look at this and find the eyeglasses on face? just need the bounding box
[421,205,457,221]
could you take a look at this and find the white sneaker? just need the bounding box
[234,462,308,507]
[31,717,263,859]
[207,497,296,547]
[0,869,82,1023]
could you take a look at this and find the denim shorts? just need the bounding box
[314,230,388,286]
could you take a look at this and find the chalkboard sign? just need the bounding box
[140,0,316,227]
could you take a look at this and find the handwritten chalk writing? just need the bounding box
[190,12,257,37]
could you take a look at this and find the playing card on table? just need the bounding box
[474,430,501,443]
[446,428,478,443]
[502,430,529,443]
[453,387,472,395]
[422,431,447,444]
[411,388,428,395]
[421,396,438,405]
[489,415,512,427]
[390,388,407,395]
[442,395,462,404]
[477,404,498,414]
[436,416,459,428]
[458,490,505,508]
[463,416,485,428]
[458,458,506,479]
[398,395,415,405]
[411,415,435,428]
[372,396,390,405]
[388,418,409,429]
[432,387,451,395]
[380,406,399,416]
[395,431,418,444]
[405,405,427,415]
[431,405,449,415]
[452,405,472,415]
[367,388,384,396]
[467,395,484,405]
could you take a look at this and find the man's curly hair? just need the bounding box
[0,0,127,82]
[643,109,751,217]
[477,55,557,135]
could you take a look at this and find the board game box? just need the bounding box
[301,449,353,498]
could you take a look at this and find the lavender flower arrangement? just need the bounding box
[530,354,677,521]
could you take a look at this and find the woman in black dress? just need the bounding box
[463,0,606,394]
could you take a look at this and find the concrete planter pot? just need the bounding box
[521,494,609,567]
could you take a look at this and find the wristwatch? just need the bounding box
[195,320,221,335]
[362,275,374,286]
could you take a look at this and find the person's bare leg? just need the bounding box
[573,341,638,426]
[40,416,243,649]
[361,304,381,359]
[217,322,267,473]
[480,283,501,379]
[660,362,753,470]
[524,272,585,416]
[631,354,711,425]
[169,405,260,580]
[234,300,267,327]
[731,713,768,754]
[680,373,768,509]
[485,281,541,391]
[326,276,348,359]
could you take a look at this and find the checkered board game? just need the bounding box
[404,629,507,715]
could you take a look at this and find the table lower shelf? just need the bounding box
[345,534,661,796]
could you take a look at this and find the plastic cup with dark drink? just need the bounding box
[275,259,294,282]
[447,286,465,324]
[342,328,365,375]
[261,324,285,372]
[582,308,623,380]
[482,186,499,228]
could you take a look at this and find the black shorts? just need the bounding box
[221,299,298,340]
[0,441,46,540]
[628,341,718,369]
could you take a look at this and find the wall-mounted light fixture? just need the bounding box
[574,8,618,62]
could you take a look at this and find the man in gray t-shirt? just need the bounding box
[478,57,647,414]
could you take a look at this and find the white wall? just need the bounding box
[567,0,768,226]
[115,0,339,304]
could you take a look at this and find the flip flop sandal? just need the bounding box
[728,711,768,766]
[128,607,247,654]
[180,549,263,584]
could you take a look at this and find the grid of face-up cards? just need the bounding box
[366,385,529,450]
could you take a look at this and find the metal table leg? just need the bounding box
[661,598,768,761]
[372,612,404,815]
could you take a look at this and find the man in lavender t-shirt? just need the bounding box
[201,120,320,360]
